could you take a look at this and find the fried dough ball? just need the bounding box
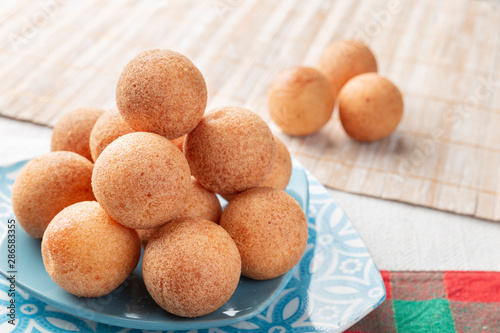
[92,132,191,229]
[338,73,404,142]
[184,106,275,196]
[42,201,141,297]
[318,39,377,94]
[222,135,292,201]
[260,136,292,190]
[51,108,104,160]
[220,187,308,280]
[89,108,134,162]
[12,151,95,239]
[142,218,241,317]
[136,177,221,247]
[180,177,222,223]
[268,66,336,136]
[116,49,207,139]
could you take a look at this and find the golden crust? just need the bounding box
[12,151,95,239]
[136,177,221,247]
[92,132,191,229]
[116,49,207,139]
[338,73,404,142]
[318,39,378,95]
[42,201,141,297]
[220,187,308,280]
[142,218,241,317]
[51,108,104,161]
[89,108,134,162]
[222,135,292,201]
[184,106,275,195]
[268,66,335,136]
[179,176,222,223]
[259,135,292,190]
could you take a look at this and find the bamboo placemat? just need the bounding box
[1,0,500,220]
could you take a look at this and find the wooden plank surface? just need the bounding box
[1,0,499,220]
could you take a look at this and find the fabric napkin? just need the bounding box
[347,271,500,333]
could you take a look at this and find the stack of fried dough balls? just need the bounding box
[269,39,404,142]
[12,48,308,319]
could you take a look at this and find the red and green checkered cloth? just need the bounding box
[346,271,500,333]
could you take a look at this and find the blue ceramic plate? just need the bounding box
[0,160,308,331]
[0,158,385,332]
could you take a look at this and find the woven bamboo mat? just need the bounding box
[1,0,500,220]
